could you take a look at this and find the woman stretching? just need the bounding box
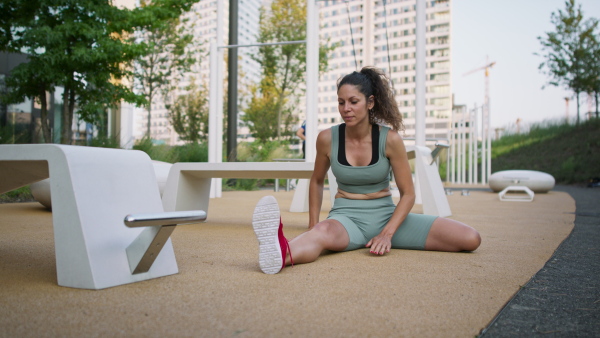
[252,67,481,274]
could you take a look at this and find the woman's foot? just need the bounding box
[252,196,292,274]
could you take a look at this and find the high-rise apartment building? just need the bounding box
[132,0,451,146]
[311,0,452,143]
[134,0,262,145]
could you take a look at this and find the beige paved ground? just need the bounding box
[0,188,574,337]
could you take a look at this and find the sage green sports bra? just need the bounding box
[330,124,391,194]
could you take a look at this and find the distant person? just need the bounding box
[296,121,306,159]
[252,66,481,274]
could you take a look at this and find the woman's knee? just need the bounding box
[312,220,342,238]
[311,220,349,250]
[427,219,481,252]
[462,227,481,251]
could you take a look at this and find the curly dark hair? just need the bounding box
[337,67,404,132]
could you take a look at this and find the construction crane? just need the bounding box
[463,57,496,184]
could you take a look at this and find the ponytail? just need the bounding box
[337,67,404,131]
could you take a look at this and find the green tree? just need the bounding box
[243,83,294,143]
[538,0,599,125]
[242,0,335,142]
[0,0,197,144]
[582,23,600,118]
[131,2,200,138]
[168,78,209,143]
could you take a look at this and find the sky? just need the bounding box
[452,0,600,130]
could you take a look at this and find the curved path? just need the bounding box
[481,185,600,336]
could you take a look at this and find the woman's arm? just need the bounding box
[366,130,416,254]
[308,129,332,229]
[296,127,306,141]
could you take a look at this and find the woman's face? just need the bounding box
[337,84,374,126]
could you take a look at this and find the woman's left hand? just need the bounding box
[366,233,392,255]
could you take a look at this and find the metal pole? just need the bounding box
[460,115,466,184]
[414,0,426,147]
[486,69,492,181]
[227,0,239,162]
[216,0,224,196]
[480,102,487,184]
[305,0,318,162]
[223,40,306,49]
[209,41,218,163]
[469,106,474,184]
[473,104,478,184]
[450,110,455,183]
[446,129,450,184]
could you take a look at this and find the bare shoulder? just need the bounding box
[316,128,332,148]
[386,128,403,142]
[317,128,332,142]
[315,128,332,158]
[385,128,408,157]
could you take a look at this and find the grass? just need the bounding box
[492,118,600,184]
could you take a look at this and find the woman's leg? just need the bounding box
[286,219,350,265]
[424,218,481,252]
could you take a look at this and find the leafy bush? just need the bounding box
[0,185,34,203]
[237,140,292,162]
[225,178,258,191]
[234,140,296,189]
[89,135,121,148]
[0,123,31,144]
[133,137,178,163]
[132,136,154,154]
[173,142,208,162]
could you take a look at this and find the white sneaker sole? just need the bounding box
[252,195,283,274]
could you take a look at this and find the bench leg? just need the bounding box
[126,225,176,274]
[163,172,211,215]
[0,144,180,289]
[290,179,310,212]
[413,146,452,217]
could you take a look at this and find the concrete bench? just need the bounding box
[161,162,316,215]
[163,143,451,218]
[0,144,204,289]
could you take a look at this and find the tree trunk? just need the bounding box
[61,87,70,144]
[39,88,52,143]
[576,91,580,125]
[61,85,75,144]
[595,91,599,119]
[276,95,283,140]
[146,91,152,138]
[68,87,75,144]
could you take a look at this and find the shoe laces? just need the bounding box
[279,217,293,268]
[285,239,294,268]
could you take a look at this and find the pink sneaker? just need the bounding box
[252,195,293,274]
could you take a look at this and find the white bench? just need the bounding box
[161,162,316,215]
[163,144,452,218]
[0,144,204,289]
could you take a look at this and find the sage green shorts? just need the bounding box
[327,196,437,251]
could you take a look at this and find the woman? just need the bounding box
[252,67,481,274]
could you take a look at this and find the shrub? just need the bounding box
[174,142,208,162]
[0,185,34,203]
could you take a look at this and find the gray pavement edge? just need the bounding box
[479,185,600,337]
